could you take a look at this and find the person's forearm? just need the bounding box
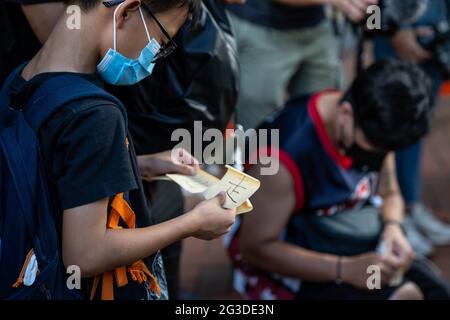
[22,3,66,44]
[381,193,405,224]
[243,240,338,282]
[66,214,196,277]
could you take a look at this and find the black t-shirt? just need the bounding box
[227,0,325,30]
[8,70,165,300]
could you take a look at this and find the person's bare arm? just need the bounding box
[63,194,236,278]
[239,161,402,288]
[275,0,378,22]
[239,163,339,282]
[21,3,66,44]
[378,153,414,269]
[378,153,405,225]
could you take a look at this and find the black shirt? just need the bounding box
[227,0,325,30]
[9,69,165,300]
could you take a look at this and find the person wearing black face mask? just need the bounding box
[226,60,450,300]
[338,116,388,173]
[345,143,387,172]
[336,89,389,173]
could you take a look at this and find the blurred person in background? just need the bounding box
[0,1,65,84]
[226,0,378,130]
[372,0,450,257]
[228,60,450,300]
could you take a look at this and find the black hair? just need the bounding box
[68,0,201,23]
[342,59,433,151]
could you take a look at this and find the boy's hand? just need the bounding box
[329,0,378,23]
[382,224,414,272]
[189,193,237,241]
[138,148,199,181]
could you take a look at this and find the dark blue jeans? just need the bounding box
[373,37,443,205]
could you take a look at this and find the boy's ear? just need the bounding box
[340,101,354,116]
[115,0,141,28]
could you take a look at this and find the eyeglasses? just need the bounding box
[103,0,178,62]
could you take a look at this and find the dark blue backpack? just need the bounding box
[0,66,127,300]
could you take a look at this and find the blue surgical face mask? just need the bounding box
[97,4,161,86]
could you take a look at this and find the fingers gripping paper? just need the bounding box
[166,166,261,214]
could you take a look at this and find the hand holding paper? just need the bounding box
[166,166,261,214]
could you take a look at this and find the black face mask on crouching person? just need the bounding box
[346,143,388,172]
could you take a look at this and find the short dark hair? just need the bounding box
[343,59,433,151]
[69,0,201,22]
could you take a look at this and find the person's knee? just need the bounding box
[390,282,424,300]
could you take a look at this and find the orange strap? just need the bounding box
[90,193,160,300]
[109,193,135,229]
[101,272,114,301]
[12,249,35,288]
[128,260,161,296]
[90,275,100,300]
[114,267,128,288]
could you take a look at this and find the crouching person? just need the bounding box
[228,60,450,300]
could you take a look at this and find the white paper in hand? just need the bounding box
[377,240,404,287]
[166,165,261,214]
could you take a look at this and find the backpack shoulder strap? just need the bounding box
[0,62,27,108]
[23,75,127,132]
